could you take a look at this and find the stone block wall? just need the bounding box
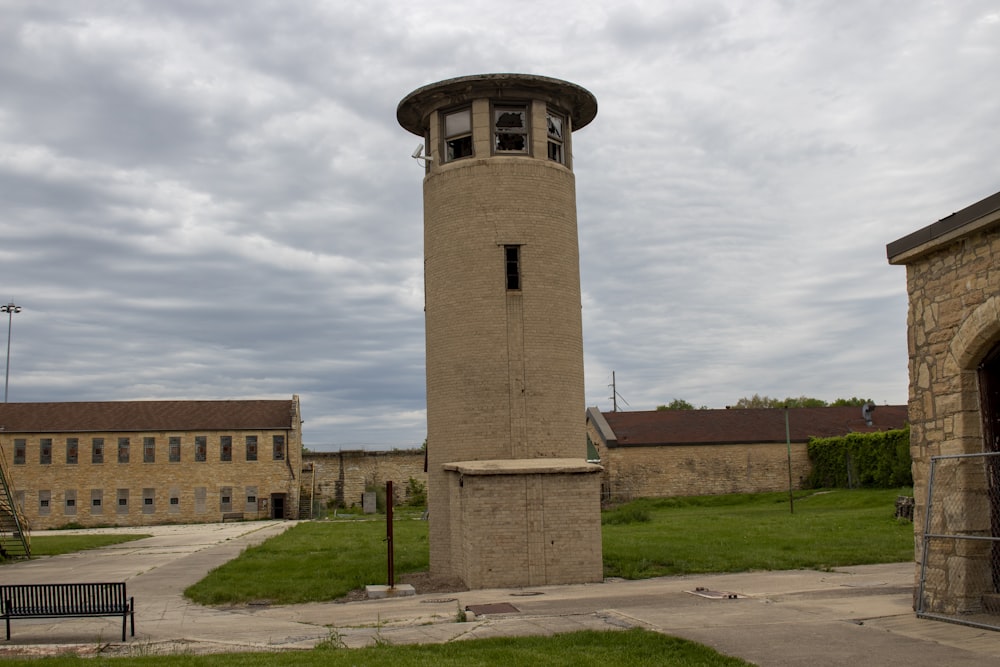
[893,217,1000,613]
[303,449,426,509]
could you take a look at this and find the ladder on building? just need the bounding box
[0,447,30,559]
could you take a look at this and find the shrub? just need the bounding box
[806,427,911,488]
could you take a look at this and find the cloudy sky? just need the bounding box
[1,1,997,450]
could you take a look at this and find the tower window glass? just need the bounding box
[494,105,528,153]
[443,108,472,161]
[547,111,565,163]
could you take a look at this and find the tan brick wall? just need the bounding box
[446,468,603,588]
[2,426,301,529]
[897,224,1000,612]
[303,449,426,509]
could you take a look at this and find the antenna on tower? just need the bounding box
[608,371,630,412]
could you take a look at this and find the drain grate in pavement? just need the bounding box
[465,602,520,615]
[685,587,741,600]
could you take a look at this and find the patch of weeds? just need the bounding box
[315,627,347,650]
[455,604,467,622]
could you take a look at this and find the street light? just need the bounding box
[2,302,22,402]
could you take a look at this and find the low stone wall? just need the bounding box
[598,442,812,502]
[303,449,426,509]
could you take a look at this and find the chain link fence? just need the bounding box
[918,452,1000,630]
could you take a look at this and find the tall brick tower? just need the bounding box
[398,74,603,589]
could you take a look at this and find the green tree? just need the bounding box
[657,398,695,410]
[830,397,873,407]
[731,394,827,408]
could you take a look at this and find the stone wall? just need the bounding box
[303,449,426,509]
[893,223,1000,612]
[589,435,811,501]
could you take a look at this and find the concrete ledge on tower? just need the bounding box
[442,458,602,476]
[442,458,603,589]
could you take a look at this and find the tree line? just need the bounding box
[656,395,873,411]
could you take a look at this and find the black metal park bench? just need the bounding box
[2,582,135,641]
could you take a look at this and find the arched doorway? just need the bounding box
[978,342,1000,594]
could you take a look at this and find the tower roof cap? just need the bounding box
[397,73,597,136]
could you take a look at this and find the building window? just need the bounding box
[66,438,79,465]
[143,437,155,463]
[195,487,207,514]
[91,490,103,515]
[13,439,25,465]
[92,438,104,464]
[118,437,130,464]
[505,245,521,291]
[143,488,155,514]
[443,107,472,161]
[220,487,233,512]
[494,104,528,153]
[65,490,77,515]
[117,488,129,514]
[40,438,52,465]
[195,436,207,462]
[169,436,181,462]
[273,435,285,461]
[39,490,51,515]
[220,436,232,462]
[246,436,258,461]
[547,110,565,163]
[245,486,258,512]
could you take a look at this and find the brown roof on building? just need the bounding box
[594,405,908,448]
[0,400,297,434]
[887,189,1000,263]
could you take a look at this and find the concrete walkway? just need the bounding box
[2,522,1000,665]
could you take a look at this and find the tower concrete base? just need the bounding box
[440,459,603,589]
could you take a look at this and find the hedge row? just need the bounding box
[806,427,912,488]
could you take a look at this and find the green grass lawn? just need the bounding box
[0,628,752,667]
[13,533,151,558]
[186,488,913,604]
[601,488,915,578]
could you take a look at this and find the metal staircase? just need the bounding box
[0,444,30,559]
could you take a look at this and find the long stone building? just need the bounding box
[0,398,302,530]
[588,405,908,502]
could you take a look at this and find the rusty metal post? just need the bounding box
[386,480,395,588]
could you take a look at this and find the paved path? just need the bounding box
[2,522,1000,665]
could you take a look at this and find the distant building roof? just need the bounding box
[887,190,1000,264]
[588,405,908,448]
[0,399,298,434]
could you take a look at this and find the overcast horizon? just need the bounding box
[2,1,997,451]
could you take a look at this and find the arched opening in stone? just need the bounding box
[977,341,1000,593]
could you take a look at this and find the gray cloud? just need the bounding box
[1,0,996,448]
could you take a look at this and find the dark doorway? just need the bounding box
[270,493,286,520]
[977,342,1000,592]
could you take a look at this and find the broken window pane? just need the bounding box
[495,106,528,153]
[547,111,565,163]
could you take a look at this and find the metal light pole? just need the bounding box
[2,302,22,402]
